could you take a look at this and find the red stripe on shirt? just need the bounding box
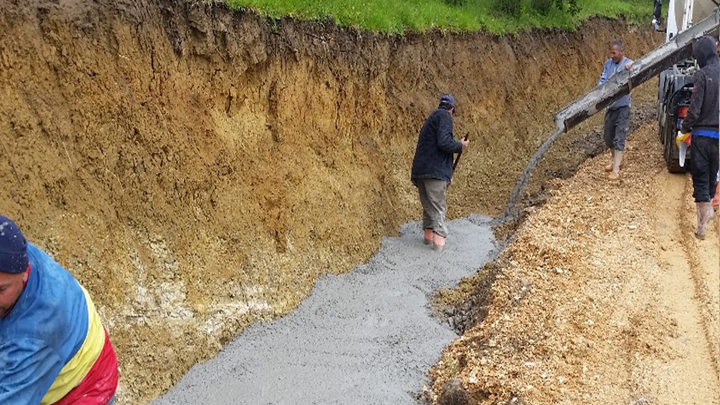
[53,329,119,405]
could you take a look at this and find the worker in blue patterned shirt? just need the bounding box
[599,39,634,180]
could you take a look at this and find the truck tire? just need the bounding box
[658,108,667,144]
[657,71,668,144]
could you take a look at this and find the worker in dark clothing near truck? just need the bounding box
[653,0,662,30]
[677,35,719,239]
[411,94,469,251]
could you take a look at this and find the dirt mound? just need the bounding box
[0,1,661,402]
[428,124,719,404]
[433,95,658,336]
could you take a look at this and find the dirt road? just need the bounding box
[430,123,719,404]
[650,169,719,403]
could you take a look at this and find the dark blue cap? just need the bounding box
[0,216,29,274]
[439,93,455,108]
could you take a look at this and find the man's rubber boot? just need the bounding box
[605,150,625,173]
[604,150,614,172]
[705,201,716,225]
[703,202,714,238]
[695,203,706,240]
[608,150,623,180]
[433,233,446,252]
[695,202,713,240]
[424,229,433,245]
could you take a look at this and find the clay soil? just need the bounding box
[428,123,720,404]
[0,1,662,403]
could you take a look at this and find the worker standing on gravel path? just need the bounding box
[599,39,634,180]
[411,94,469,251]
[652,0,662,30]
[677,36,719,239]
[0,216,118,404]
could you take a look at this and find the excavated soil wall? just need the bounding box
[0,1,661,402]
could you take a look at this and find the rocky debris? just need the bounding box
[439,378,469,405]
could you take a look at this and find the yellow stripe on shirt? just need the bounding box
[41,283,105,405]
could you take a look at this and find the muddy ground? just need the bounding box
[0,1,662,402]
[428,122,719,404]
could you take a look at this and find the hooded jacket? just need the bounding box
[681,36,719,138]
[411,108,463,183]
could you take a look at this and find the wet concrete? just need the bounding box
[152,215,496,405]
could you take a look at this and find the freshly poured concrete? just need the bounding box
[153,216,495,405]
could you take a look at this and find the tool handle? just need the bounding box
[452,133,469,172]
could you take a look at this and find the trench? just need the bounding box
[149,99,659,404]
[153,217,495,404]
[0,1,664,403]
[151,83,661,405]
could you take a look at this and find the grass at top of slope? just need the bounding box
[224,0,656,34]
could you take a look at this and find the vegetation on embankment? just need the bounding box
[225,0,655,33]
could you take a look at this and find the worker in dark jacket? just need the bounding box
[411,94,469,251]
[652,0,662,30]
[678,35,719,239]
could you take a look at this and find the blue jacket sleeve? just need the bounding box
[436,113,462,154]
[598,61,609,85]
[0,338,63,405]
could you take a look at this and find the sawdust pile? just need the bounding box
[428,123,719,404]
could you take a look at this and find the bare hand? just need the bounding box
[461,139,469,152]
[625,62,633,70]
